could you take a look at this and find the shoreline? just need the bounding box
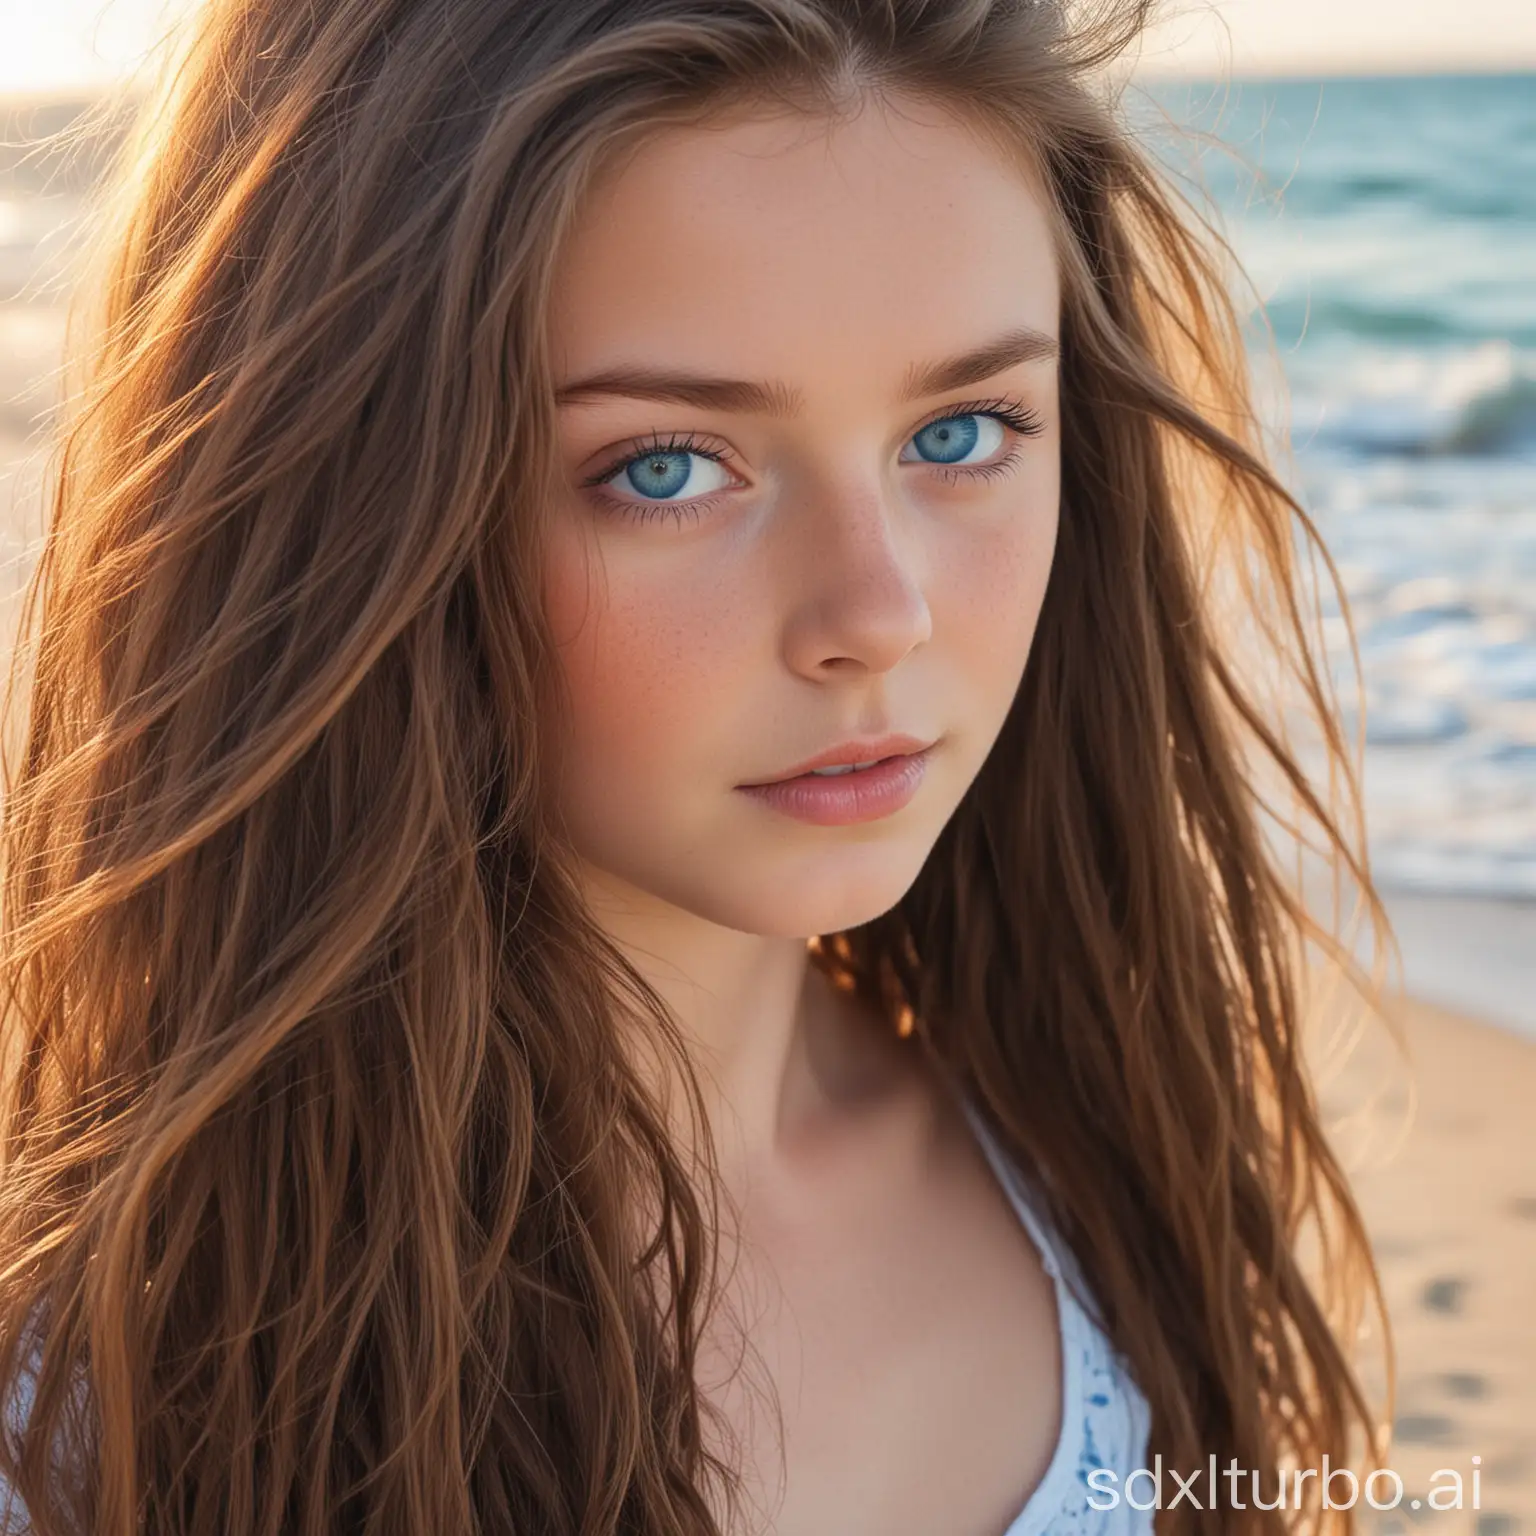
[1377,890,1536,1043]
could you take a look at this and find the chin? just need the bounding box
[684,848,934,940]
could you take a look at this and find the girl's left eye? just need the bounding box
[899,401,1044,470]
[582,401,1044,525]
[899,412,1006,467]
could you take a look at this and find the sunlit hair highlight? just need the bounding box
[1,1,1393,1532]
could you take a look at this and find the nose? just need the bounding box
[777,477,933,680]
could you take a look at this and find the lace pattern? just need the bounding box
[960,1099,1156,1535]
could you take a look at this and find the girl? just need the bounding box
[0,0,1393,1532]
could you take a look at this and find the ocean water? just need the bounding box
[1146,73,1536,901]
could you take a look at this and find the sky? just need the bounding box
[1,0,1535,93]
[1136,0,1536,78]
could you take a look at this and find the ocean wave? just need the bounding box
[1265,294,1471,347]
[1373,845,1536,903]
[1293,340,1536,458]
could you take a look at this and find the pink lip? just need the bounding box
[735,745,935,826]
[740,733,936,786]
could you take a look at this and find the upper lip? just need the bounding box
[740,733,936,787]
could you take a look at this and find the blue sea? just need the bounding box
[1145,73,1536,901]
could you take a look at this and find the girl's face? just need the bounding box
[543,95,1061,939]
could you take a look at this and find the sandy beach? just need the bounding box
[2,89,1534,1534]
[1312,982,1536,1534]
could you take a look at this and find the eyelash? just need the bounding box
[580,396,1046,527]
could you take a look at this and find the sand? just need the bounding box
[1312,986,1536,1534]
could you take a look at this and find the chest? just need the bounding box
[697,1129,1064,1536]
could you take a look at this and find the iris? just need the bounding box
[911,414,981,464]
[624,451,693,499]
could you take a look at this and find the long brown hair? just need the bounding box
[0,1,1394,1531]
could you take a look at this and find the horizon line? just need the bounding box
[1132,59,1536,84]
[2,59,1534,108]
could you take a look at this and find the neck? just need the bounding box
[573,863,914,1184]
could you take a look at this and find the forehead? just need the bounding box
[547,96,1061,388]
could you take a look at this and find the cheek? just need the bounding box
[541,523,753,779]
[945,465,1061,688]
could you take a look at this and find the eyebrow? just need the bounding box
[553,325,1060,417]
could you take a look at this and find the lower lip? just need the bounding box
[736,748,934,826]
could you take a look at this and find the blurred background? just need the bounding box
[1,1,1533,1531]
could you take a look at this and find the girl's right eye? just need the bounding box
[581,435,740,524]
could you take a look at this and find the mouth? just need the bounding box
[798,755,897,777]
[740,733,937,788]
[735,742,937,826]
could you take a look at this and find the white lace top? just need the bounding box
[960,1097,1156,1535]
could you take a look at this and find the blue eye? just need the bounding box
[901,412,1008,466]
[583,435,738,518]
[609,448,734,502]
